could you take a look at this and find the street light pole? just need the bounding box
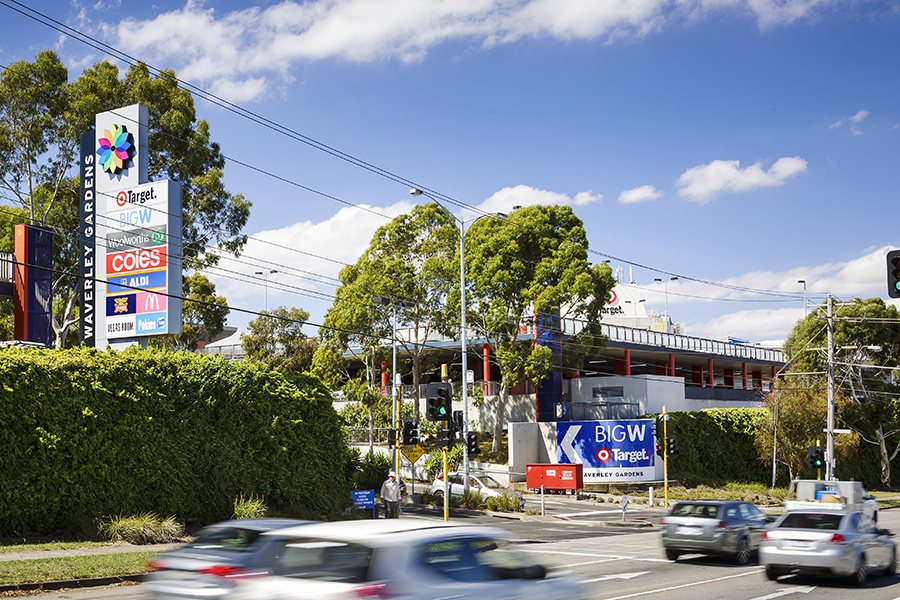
[373,295,414,475]
[254,269,278,312]
[798,280,807,317]
[410,188,504,491]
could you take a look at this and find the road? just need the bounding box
[32,502,900,600]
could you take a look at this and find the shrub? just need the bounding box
[352,451,392,492]
[233,494,267,520]
[99,512,183,545]
[484,492,523,513]
[424,444,463,479]
[456,490,485,510]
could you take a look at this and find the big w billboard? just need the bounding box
[557,420,656,482]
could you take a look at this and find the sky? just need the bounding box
[2,0,899,347]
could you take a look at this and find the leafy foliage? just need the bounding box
[351,451,392,492]
[460,205,615,451]
[233,494,268,520]
[242,306,317,372]
[783,297,900,485]
[0,347,352,535]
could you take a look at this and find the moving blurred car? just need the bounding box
[144,518,313,599]
[759,510,896,585]
[431,472,525,508]
[228,519,586,600]
[660,500,773,564]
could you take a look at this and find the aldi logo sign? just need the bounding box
[557,420,656,482]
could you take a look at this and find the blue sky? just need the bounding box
[2,0,899,345]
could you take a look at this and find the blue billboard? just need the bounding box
[557,420,656,482]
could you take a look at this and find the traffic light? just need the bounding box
[387,428,396,446]
[409,425,420,446]
[888,250,900,299]
[466,431,480,456]
[667,436,678,459]
[401,418,414,445]
[426,382,452,421]
[437,427,451,449]
[451,410,464,441]
[807,446,825,469]
[656,439,664,457]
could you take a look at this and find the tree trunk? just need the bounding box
[368,400,375,456]
[412,350,421,424]
[877,424,892,487]
[492,373,510,453]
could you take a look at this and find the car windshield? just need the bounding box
[779,513,843,530]
[272,539,373,582]
[478,476,503,489]
[183,527,263,552]
[671,503,719,519]
[421,537,535,582]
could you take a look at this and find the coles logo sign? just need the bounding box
[106,246,167,276]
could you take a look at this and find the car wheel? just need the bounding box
[733,539,751,565]
[665,549,679,561]
[433,490,444,501]
[765,566,780,581]
[851,557,868,586]
[886,552,896,577]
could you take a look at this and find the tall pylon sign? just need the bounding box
[81,105,182,348]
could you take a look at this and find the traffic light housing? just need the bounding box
[401,418,415,445]
[437,427,450,448]
[426,382,452,421]
[656,439,664,457]
[888,250,900,299]
[466,431,480,456]
[807,446,825,469]
[667,436,678,459]
[450,410,464,441]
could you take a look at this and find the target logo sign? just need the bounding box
[596,447,612,462]
[116,191,127,206]
[608,289,617,304]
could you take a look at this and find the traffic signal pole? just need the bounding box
[663,406,669,508]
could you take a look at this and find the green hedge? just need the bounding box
[0,347,352,535]
[663,408,770,486]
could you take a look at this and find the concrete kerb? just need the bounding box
[0,575,143,594]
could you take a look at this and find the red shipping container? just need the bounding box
[526,463,583,492]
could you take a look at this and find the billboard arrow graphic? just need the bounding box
[559,424,582,463]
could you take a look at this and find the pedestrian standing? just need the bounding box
[380,471,401,518]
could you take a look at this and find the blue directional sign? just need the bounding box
[351,489,375,509]
[557,420,656,482]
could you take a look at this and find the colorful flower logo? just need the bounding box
[97,125,134,174]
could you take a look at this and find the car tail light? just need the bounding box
[659,518,667,525]
[831,534,845,543]
[716,521,728,531]
[760,531,768,540]
[351,582,396,598]
[197,565,267,579]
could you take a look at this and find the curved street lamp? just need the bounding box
[410,188,505,492]
[254,269,278,312]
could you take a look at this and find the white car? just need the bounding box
[431,472,525,508]
[228,520,585,600]
[759,510,896,585]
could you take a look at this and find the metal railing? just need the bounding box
[0,252,12,282]
[196,344,245,360]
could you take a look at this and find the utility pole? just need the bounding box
[826,294,835,481]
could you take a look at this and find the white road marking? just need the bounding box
[586,571,650,583]
[748,586,816,600]
[601,568,764,600]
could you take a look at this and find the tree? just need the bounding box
[0,51,250,347]
[317,203,457,419]
[783,297,900,485]
[755,377,858,483]
[242,306,317,373]
[459,205,614,452]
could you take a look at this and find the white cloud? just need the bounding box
[618,185,663,204]
[675,156,807,203]
[94,0,842,102]
[665,245,899,342]
[830,109,870,136]
[463,185,601,220]
[207,200,413,312]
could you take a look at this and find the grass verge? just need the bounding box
[0,552,157,586]
[0,541,113,554]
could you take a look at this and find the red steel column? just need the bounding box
[381,360,388,393]
[625,349,631,376]
[724,368,735,389]
[708,358,714,387]
[669,353,675,377]
[742,362,748,389]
